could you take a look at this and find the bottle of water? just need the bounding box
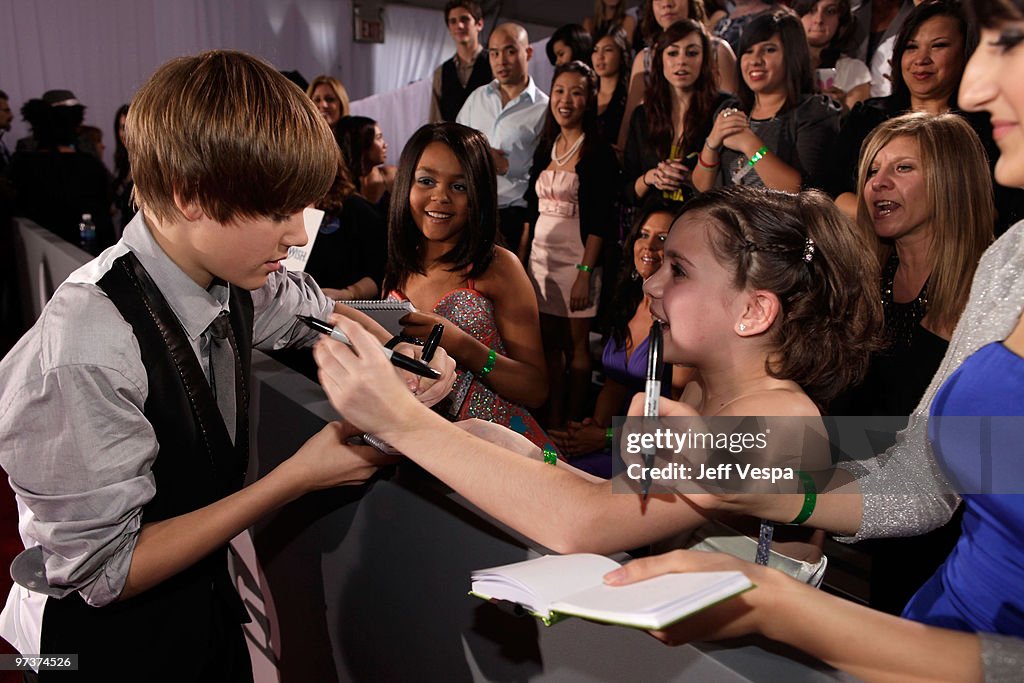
[78,213,96,252]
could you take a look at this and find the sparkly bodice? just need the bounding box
[882,253,929,350]
[432,287,507,355]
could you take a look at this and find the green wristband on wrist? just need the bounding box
[748,145,769,167]
[576,263,593,273]
[787,470,817,525]
[479,348,497,376]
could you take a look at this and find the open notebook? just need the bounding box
[470,553,753,629]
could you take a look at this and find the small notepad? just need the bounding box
[470,554,753,629]
[338,299,417,336]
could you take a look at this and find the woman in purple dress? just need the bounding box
[549,199,690,474]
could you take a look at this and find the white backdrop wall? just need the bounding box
[0,0,553,170]
[1,0,368,169]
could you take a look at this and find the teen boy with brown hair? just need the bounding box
[429,0,493,123]
[0,50,448,680]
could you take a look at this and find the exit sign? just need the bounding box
[354,6,385,43]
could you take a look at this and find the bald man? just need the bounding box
[457,22,548,254]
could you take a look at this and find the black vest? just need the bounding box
[39,252,255,682]
[439,52,493,122]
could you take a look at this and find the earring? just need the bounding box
[631,269,640,281]
[738,323,747,332]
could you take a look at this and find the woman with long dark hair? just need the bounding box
[618,0,738,150]
[592,23,632,147]
[546,24,594,66]
[692,10,840,192]
[334,115,398,213]
[624,20,729,205]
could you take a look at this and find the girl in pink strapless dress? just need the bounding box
[383,122,557,454]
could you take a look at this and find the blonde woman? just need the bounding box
[835,112,995,418]
[307,75,351,126]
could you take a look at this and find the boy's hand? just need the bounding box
[288,421,393,492]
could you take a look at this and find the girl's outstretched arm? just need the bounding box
[313,316,712,554]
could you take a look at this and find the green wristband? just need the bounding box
[747,145,769,167]
[479,348,497,376]
[576,263,593,273]
[605,426,614,447]
[787,470,817,525]
[542,444,558,465]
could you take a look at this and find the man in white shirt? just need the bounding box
[457,22,548,255]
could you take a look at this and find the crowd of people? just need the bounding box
[0,0,1022,679]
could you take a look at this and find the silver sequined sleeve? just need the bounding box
[980,632,1024,682]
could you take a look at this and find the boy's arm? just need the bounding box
[0,287,158,606]
[1,359,156,606]
[252,268,456,405]
[250,268,392,349]
[120,421,388,600]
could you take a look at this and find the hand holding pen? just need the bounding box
[353,323,447,457]
[298,315,440,379]
[421,323,444,362]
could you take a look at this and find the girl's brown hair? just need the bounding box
[684,186,884,406]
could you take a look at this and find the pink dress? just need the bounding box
[390,282,556,453]
[528,170,600,318]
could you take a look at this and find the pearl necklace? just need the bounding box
[551,132,585,166]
